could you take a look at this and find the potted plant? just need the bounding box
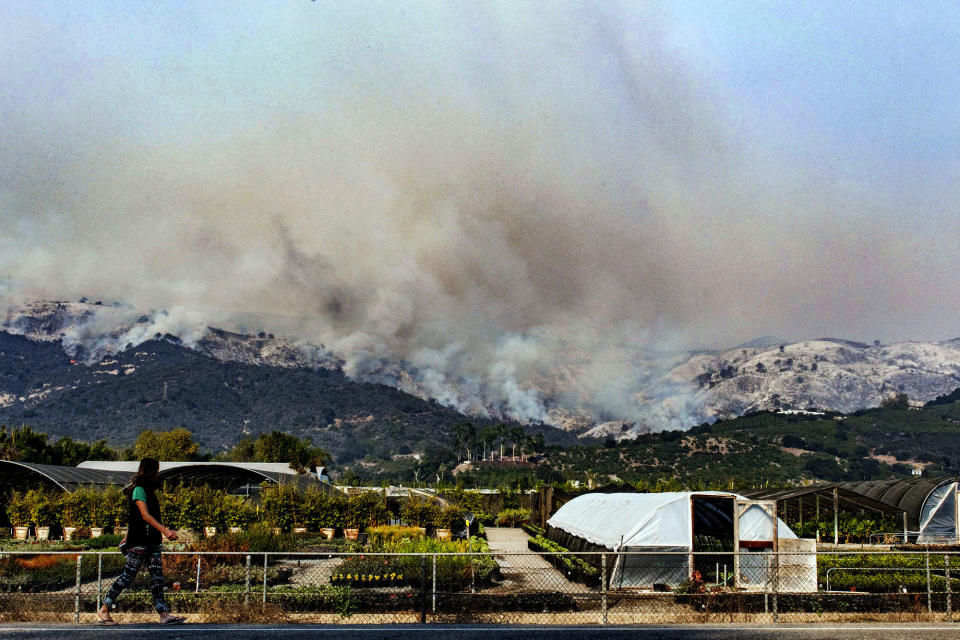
[402,499,440,535]
[434,505,465,541]
[222,495,254,534]
[323,496,347,540]
[202,488,220,537]
[29,490,59,541]
[84,490,107,537]
[342,512,360,541]
[292,494,308,535]
[260,484,297,534]
[101,486,127,535]
[6,490,31,539]
[344,492,377,540]
[205,485,226,537]
[61,491,85,540]
[304,492,345,540]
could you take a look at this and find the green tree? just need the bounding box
[221,436,255,462]
[222,430,331,474]
[0,426,121,465]
[0,425,51,462]
[132,428,200,461]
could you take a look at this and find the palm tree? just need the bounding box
[452,423,471,462]
[467,424,477,461]
[510,427,524,461]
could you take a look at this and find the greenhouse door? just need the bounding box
[733,499,778,589]
[691,496,735,586]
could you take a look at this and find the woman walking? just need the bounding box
[97,457,185,625]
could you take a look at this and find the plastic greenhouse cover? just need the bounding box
[547,492,797,551]
[917,481,958,543]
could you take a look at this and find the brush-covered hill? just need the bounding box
[6,300,960,438]
[0,331,574,467]
[537,393,960,489]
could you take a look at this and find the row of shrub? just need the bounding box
[790,515,899,543]
[398,501,529,531]
[331,534,499,591]
[5,487,127,529]
[494,508,530,527]
[526,534,600,586]
[5,482,536,539]
[818,552,960,593]
[158,485,395,533]
[4,486,397,535]
[398,500,475,531]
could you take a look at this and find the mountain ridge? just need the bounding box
[0,330,576,471]
[4,300,960,440]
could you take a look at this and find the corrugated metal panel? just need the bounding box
[0,460,130,492]
[0,460,339,495]
[839,478,960,530]
[743,484,903,515]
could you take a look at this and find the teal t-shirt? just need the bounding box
[132,486,147,502]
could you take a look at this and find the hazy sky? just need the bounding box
[2,0,959,355]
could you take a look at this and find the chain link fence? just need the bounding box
[0,549,957,624]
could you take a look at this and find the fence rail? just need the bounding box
[0,549,958,625]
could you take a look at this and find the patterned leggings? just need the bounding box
[103,546,169,613]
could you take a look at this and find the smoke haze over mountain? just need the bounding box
[2,2,959,427]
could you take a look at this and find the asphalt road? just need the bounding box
[2,625,960,640]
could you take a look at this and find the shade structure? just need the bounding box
[748,479,960,543]
[742,484,904,518]
[1,460,339,497]
[77,461,340,495]
[546,492,810,590]
[163,463,338,494]
[838,477,960,541]
[0,460,130,493]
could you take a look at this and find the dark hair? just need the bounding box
[124,457,160,497]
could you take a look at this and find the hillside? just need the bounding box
[535,397,960,489]
[5,300,960,438]
[0,332,574,469]
[578,338,960,439]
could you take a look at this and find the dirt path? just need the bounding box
[484,527,588,593]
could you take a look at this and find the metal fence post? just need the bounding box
[432,554,437,613]
[927,550,932,614]
[420,555,427,624]
[74,555,82,623]
[763,552,769,614]
[195,556,201,593]
[946,554,952,621]
[245,555,252,606]
[771,551,778,623]
[601,553,607,625]
[262,554,268,605]
[96,553,103,611]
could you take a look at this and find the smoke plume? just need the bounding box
[1,2,956,429]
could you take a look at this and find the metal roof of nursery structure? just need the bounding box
[0,460,132,493]
[0,460,339,496]
[746,478,960,544]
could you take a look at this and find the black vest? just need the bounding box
[126,484,162,547]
